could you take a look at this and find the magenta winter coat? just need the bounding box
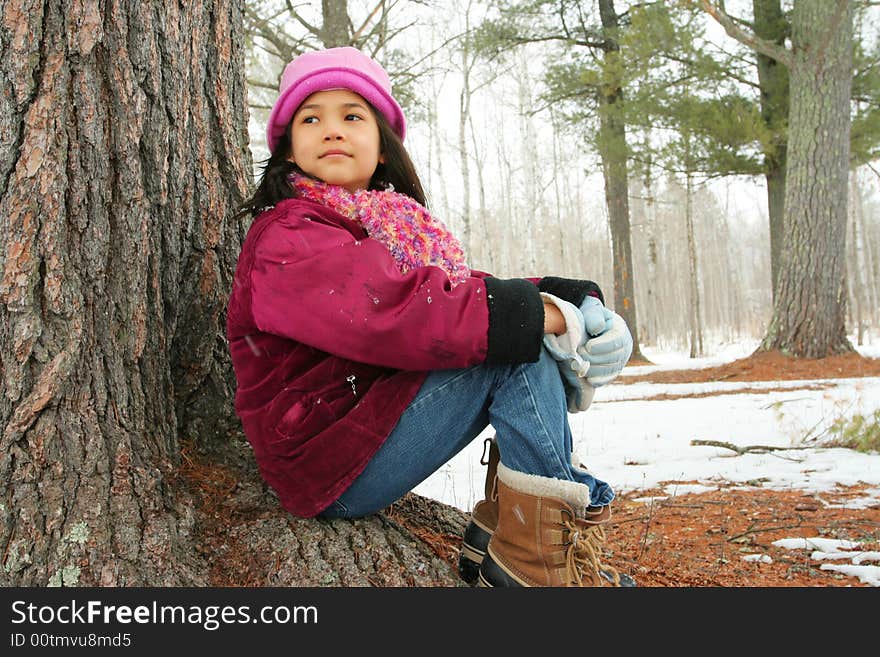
[226,197,603,517]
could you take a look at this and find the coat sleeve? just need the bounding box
[472,270,605,307]
[536,276,605,306]
[248,211,545,370]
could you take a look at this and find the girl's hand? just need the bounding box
[543,302,566,335]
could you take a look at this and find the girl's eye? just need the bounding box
[346,114,363,121]
[302,116,318,124]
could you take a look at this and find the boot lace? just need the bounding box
[562,519,622,587]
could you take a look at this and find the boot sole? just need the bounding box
[458,518,493,584]
[479,550,531,587]
[464,521,638,587]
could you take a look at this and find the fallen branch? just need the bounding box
[726,522,804,543]
[691,439,800,455]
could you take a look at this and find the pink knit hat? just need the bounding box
[266,46,406,152]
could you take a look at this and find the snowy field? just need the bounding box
[412,337,880,586]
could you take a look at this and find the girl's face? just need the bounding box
[288,89,384,193]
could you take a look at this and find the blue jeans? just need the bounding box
[319,346,614,518]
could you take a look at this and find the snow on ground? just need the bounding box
[771,538,880,586]
[412,337,880,585]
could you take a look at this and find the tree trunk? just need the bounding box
[0,0,249,585]
[0,0,465,588]
[598,0,646,361]
[852,171,878,332]
[428,66,451,227]
[516,52,539,274]
[321,0,351,47]
[847,193,862,344]
[182,441,470,586]
[469,112,495,272]
[550,108,569,272]
[847,173,874,345]
[753,0,790,300]
[685,172,703,358]
[760,0,854,357]
[458,23,473,255]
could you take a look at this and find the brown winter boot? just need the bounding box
[459,444,634,586]
[457,436,499,584]
[478,463,627,587]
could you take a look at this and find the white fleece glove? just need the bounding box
[540,293,595,413]
[578,311,633,386]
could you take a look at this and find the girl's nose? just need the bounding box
[323,125,344,141]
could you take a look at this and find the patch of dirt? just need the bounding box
[603,483,880,587]
[619,349,880,385]
[605,382,835,403]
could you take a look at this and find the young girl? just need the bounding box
[227,47,634,587]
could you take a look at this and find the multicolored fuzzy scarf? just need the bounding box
[289,173,470,287]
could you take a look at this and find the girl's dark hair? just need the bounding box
[235,102,426,220]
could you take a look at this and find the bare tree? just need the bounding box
[848,169,879,343]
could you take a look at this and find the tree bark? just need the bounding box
[597,0,646,361]
[0,0,482,587]
[321,0,351,47]
[0,0,252,585]
[184,441,469,586]
[760,0,854,357]
[753,0,790,300]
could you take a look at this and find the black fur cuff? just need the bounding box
[483,278,545,364]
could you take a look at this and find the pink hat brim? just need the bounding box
[266,68,406,152]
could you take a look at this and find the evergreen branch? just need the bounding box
[698,0,793,67]
[662,52,760,90]
[852,93,880,104]
[617,1,662,23]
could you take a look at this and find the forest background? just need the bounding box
[244,0,880,358]
[1,0,879,587]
